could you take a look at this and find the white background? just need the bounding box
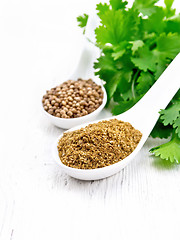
[0,0,180,239]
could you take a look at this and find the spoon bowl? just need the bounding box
[53,53,180,180]
[53,117,146,180]
[42,14,104,129]
[41,78,107,129]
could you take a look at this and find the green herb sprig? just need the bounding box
[77,0,180,163]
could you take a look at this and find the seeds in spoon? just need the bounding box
[42,79,104,118]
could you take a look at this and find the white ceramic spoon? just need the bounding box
[41,15,105,129]
[53,53,180,180]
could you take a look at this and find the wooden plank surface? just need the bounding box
[0,0,180,239]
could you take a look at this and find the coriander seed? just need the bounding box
[42,79,104,118]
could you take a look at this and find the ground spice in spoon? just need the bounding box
[57,119,142,169]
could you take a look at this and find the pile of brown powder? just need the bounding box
[57,119,142,169]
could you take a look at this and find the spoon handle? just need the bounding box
[70,15,99,80]
[121,53,180,136]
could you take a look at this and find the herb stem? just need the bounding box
[86,37,96,45]
[131,70,140,99]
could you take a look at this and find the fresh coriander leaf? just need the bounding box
[95,51,134,102]
[151,33,180,78]
[94,50,119,101]
[112,41,128,60]
[133,0,159,16]
[154,58,168,79]
[104,71,126,101]
[120,88,134,101]
[112,97,141,115]
[113,82,133,102]
[115,56,134,85]
[156,32,180,59]
[94,51,117,74]
[173,117,180,138]
[113,89,125,102]
[164,0,175,18]
[164,0,174,9]
[96,3,109,18]
[151,121,172,138]
[110,0,128,10]
[95,25,113,46]
[173,89,180,101]
[115,54,134,71]
[165,14,180,34]
[136,71,155,94]
[143,7,166,34]
[77,14,88,28]
[131,46,156,72]
[116,68,133,86]
[130,40,144,54]
[95,8,139,46]
[112,49,126,60]
[105,67,133,102]
[160,101,180,125]
[150,132,180,163]
[109,54,136,104]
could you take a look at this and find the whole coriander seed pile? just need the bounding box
[57,119,142,169]
[42,79,104,118]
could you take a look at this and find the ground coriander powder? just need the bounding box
[57,119,142,169]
